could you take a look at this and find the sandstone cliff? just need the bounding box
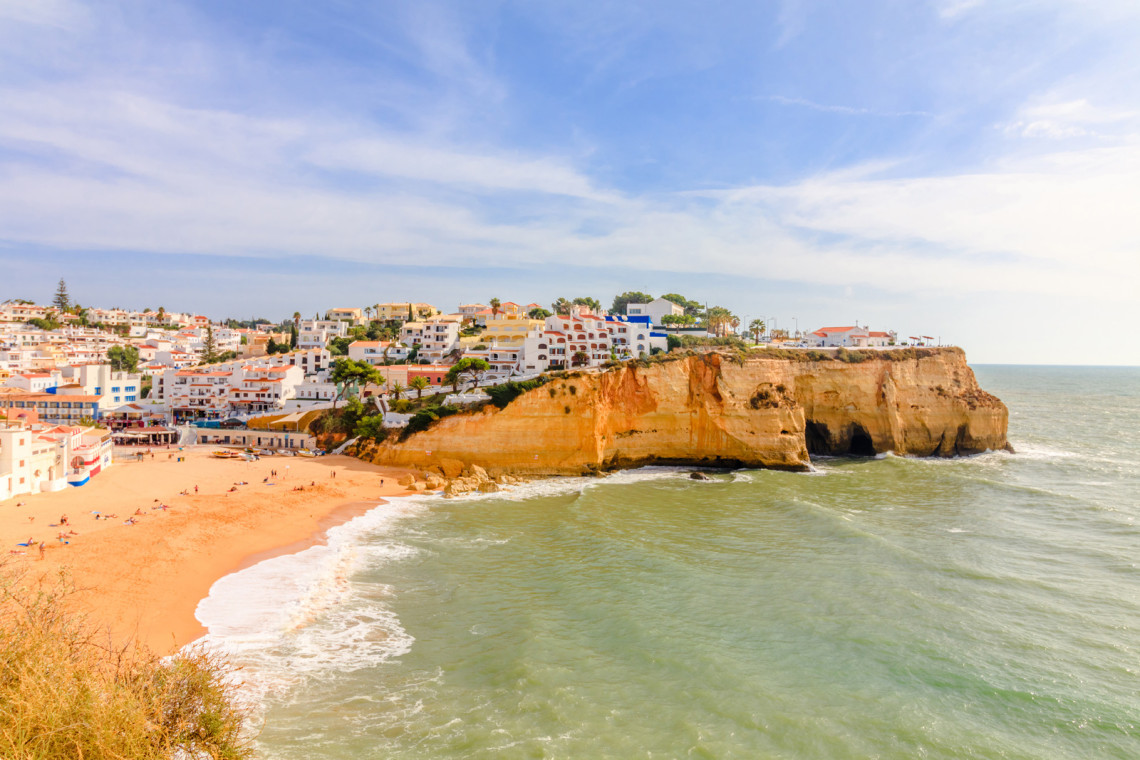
[356,348,1009,475]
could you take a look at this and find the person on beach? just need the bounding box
[194,485,198,493]
[38,542,45,560]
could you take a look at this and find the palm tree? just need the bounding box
[409,375,430,399]
[572,351,590,367]
[389,380,405,400]
[730,316,741,335]
[364,306,373,321]
[293,312,301,332]
[748,319,766,344]
[490,297,501,317]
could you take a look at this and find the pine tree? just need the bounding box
[201,324,219,365]
[53,278,71,313]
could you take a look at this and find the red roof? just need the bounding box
[816,326,861,333]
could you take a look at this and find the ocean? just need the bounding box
[197,365,1140,759]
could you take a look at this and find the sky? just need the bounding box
[0,0,1138,365]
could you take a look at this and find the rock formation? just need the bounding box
[356,348,1010,476]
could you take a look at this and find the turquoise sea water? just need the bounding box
[198,365,1140,759]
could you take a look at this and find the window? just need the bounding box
[112,386,120,392]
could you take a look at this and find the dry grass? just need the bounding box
[0,564,254,760]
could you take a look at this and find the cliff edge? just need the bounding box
[356,347,1010,475]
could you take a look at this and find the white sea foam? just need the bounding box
[194,496,431,697]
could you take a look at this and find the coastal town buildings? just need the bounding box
[807,326,897,347]
[325,307,363,325]
[626,298,685,326]
[297,319,347,350]
[348,340,409,365]
[0,420,113,499]
[399,318,460,362]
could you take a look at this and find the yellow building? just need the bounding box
[483,316,544,347]
[372,303,439,321]
[325,307,363,324]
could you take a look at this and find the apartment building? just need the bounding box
[0,389,102,425]
[297,319,347,350]
[399,318,459,362]
[348,340,409,366]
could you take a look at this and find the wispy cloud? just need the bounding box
[766,95,930,118]
[1000,98,1138,140]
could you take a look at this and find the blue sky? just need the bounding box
[1,0,1137,364]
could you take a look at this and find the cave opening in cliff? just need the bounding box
[848,424,876,457]
[805,420,831,455]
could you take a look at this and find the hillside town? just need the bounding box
[1,281,930,501]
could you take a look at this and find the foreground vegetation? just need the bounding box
[0,565,253,760]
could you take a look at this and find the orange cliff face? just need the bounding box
[356,348,1011,476]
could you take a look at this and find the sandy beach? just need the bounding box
[1,446,414,654]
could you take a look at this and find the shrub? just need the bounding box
[485,376,549,409]
[354,414,388,441]
[399,404,461,440]
[0,566,252,760]
[391,399,415,413]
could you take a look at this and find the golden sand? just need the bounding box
[1,447,414,654]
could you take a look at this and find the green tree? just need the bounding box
[551,297,573,316]
[107,345,139,372]
[289,323,298,348]
[328,336,352,356]
[200,325,219,364]
[661,314,697,326]
[445,357,490,391]
[571,350,590,367]
[748,318,766,344]
[610,291,654,316]
[52,278,71,313]
[704,306,735,337]
[489,297,501,317]
[408,375,430,399]
[388,380,405,400]
[329,358,382,409]
[573,296,601,313]
[354,414,387,441]
[528,307,552,319]
[660,293,703,316]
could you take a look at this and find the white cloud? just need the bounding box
[937,0,986,20]
[767,95,930,118]
[1000,98,1138,140]
[1,82,1137,307]
[0,0,85,28]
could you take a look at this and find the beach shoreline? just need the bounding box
[1,446,415,654]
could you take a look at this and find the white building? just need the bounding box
[2,371,61,393]
[807,326,896,348]
[626,298,684,326]
[0,421,113,500]
[519,309,614,373]
[348,340,409,366]
[298,320,348,350]
[400,318,459,362]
